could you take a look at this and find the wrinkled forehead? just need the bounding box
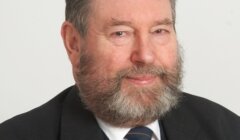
[90,0,173,22]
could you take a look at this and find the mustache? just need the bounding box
[113,64,181,89]
[116,65,167,80]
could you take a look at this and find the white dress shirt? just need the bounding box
[96,118,161,140]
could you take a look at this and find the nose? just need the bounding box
[130,36,155,66]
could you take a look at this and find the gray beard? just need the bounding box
[76,46,183,127]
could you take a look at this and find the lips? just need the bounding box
[125,74,157,85]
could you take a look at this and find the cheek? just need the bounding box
[104,51,131,76]
[86,39,131,77]
[156,45,178,69]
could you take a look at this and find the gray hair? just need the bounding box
[65,0,176,37]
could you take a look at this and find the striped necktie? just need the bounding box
[124,126,153,140]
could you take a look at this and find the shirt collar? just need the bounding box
[96,118,161,140]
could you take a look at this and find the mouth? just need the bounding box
[125,74,158,86]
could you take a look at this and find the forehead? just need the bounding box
[90,0,172,23]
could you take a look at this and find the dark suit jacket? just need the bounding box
[0,86,239,140]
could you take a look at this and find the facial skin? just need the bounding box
[62,0,182,127]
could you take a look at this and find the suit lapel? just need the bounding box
[60,86,108,140]
[161,112,200,140]
[159,121,167,140]
[161,96,202,140]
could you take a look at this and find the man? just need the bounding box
[0,0,239,139]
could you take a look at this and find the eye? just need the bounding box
[150,27,171,45]
[116,31,123,36]
[112,31,126,37]
[106,26,134,46]
[154,29,169,34]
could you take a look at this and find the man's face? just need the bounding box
[75,0,182,127]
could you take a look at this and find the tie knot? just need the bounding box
[124,126,153,140]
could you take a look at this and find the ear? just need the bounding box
[61,21,83,71]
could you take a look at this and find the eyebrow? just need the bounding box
[153,18,174,26]
[107,18,133,26]
[103,18,174,30]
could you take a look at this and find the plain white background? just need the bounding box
[0,0,239,123]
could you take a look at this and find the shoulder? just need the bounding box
[181,93,239,120]
[0,86,75,140]
[169,92,240,138]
